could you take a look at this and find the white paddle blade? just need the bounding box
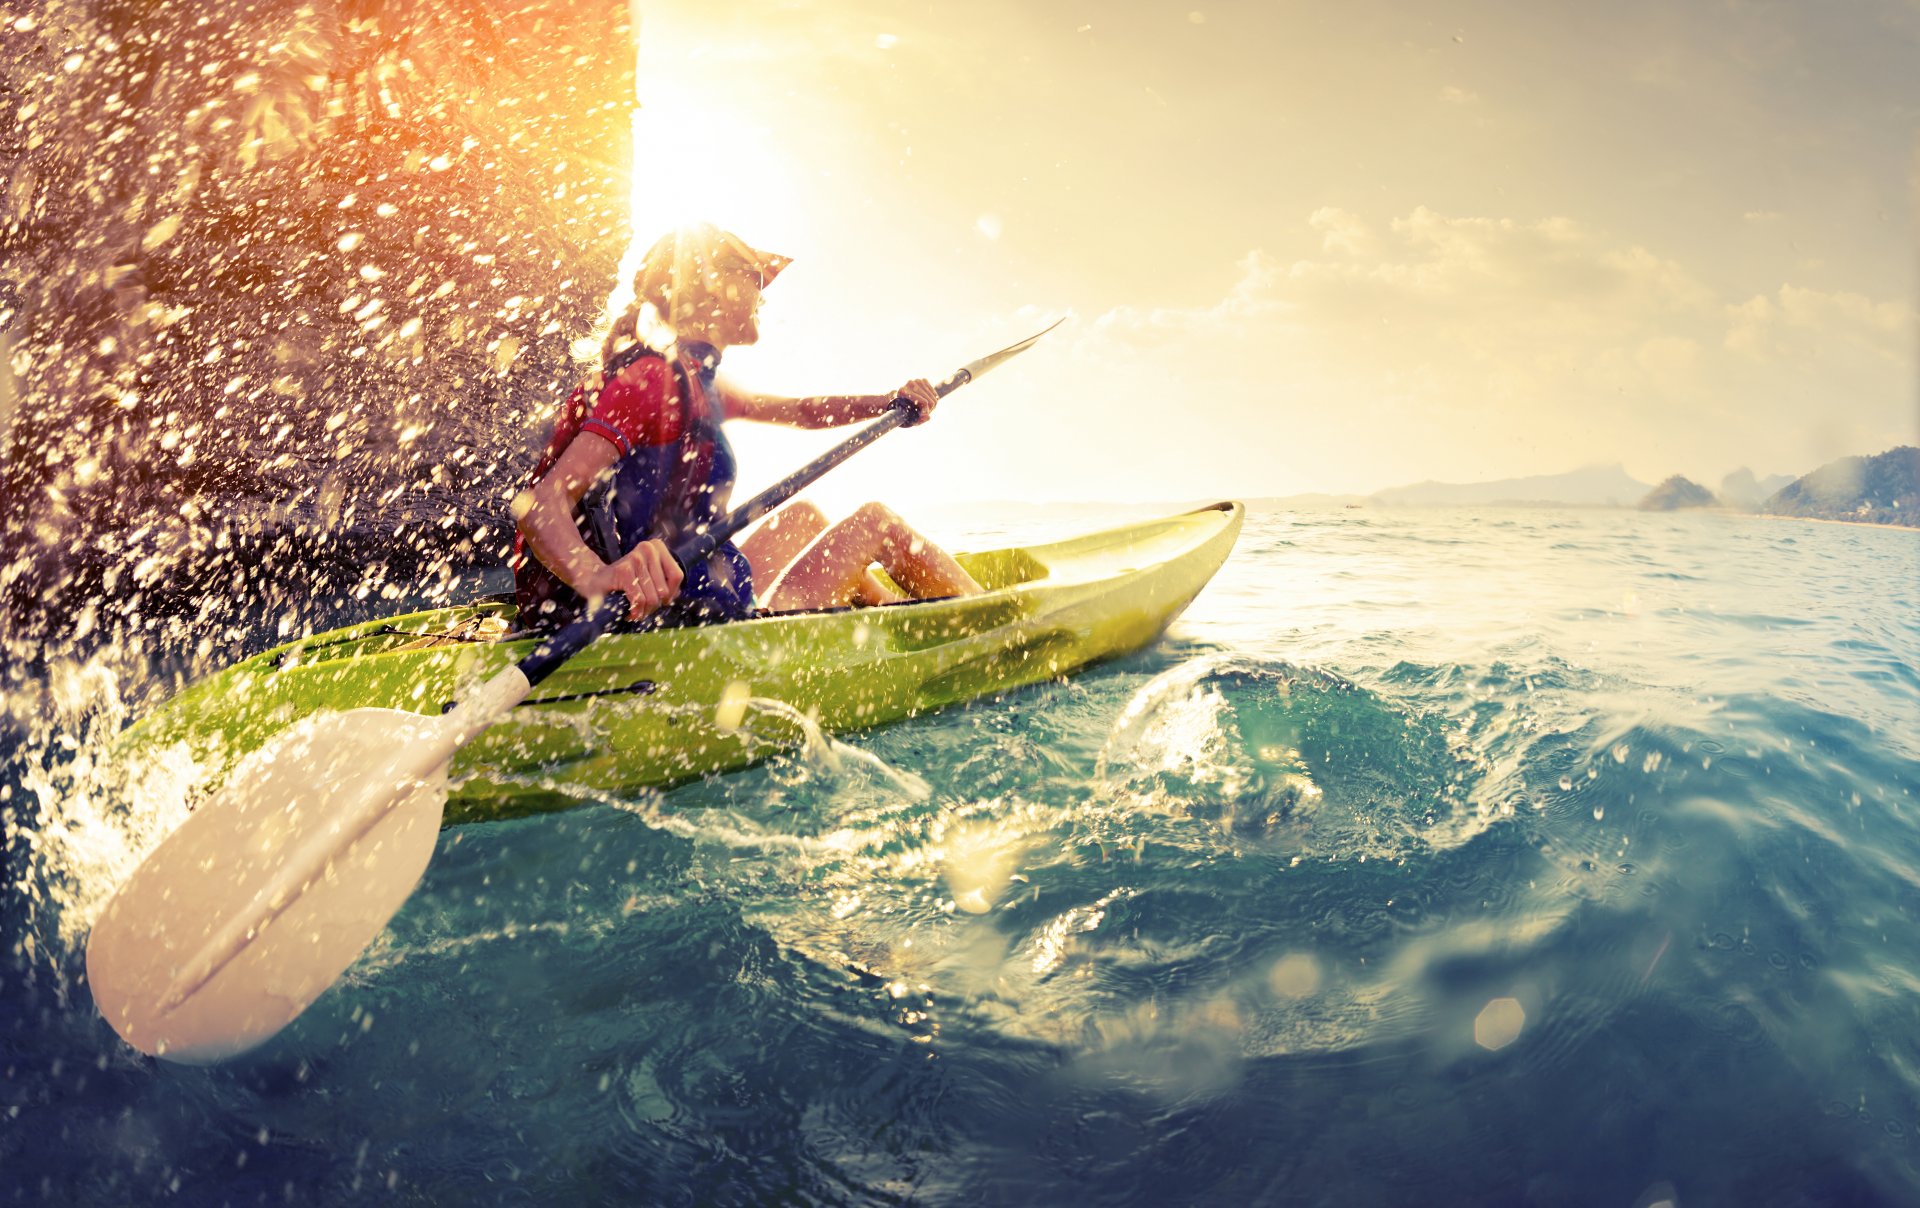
[85,707,451,1064]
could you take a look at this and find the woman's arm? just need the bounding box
[721,379,942,429]
[511,434,683,619]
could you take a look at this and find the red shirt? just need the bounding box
[534,356,684,475]
[511,346,742,626]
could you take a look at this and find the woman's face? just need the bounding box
[683,259,765,347]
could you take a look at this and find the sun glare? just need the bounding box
[601,63,804,334]
[590,30,981,514]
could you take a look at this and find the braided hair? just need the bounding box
[599,302,647,372]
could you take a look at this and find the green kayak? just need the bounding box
[118,502,1243,824]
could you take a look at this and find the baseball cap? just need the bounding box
[634,223,791,315]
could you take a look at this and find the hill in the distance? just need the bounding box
[1763,446,1920,526]
[1719,467,1795,509]
[1639,476,1717,511]
[1243,448,1916,527]
[1370,463,1654,508]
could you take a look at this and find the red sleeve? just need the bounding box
[581,356,683,456]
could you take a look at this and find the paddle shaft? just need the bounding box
[516,376,967,687]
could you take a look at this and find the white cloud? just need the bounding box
[1308,206,1378,256]
[1060,206,1917,492]
[1776,284,1911,340]
[1726,284,1914,361]
[1084,250,1285,347]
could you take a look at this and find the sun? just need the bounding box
[600,56,807,333]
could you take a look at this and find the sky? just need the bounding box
[617,0,1919,510]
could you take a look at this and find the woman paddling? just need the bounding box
[511,223,983,628]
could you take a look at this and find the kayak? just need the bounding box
[118,502,1244,824]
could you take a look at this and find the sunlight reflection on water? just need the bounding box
[5,504,1919,1203]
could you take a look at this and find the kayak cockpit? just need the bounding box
[268,544,1055,670]
[952,546,1051,592]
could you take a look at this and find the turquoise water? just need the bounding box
[5,504,1920,1204]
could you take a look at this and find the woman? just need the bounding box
[511,223,982,628]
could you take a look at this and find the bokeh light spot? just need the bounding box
[1475,997,1525,1050]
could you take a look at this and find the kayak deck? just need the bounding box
[119,503,1244,824]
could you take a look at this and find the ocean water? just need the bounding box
[4,504,1919,1205]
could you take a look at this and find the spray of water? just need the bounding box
[4,654,212,977]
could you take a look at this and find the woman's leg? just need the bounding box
[740,501,906,609]
[764,502,982,611]
[738,501,828,585]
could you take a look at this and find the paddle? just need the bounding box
[85,318,1061,1064]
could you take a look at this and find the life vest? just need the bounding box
[511,339,754,627]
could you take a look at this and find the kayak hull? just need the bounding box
[118,502,1243,825]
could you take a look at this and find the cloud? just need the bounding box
[1065,206,1916,490]
[1726,284,1913,356]
[1774,284,1911,340]
[1309,206,1378,256]
[1084,249,1285,348]
[1089,206,1722,365]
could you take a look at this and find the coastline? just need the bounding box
[1746,511,1920,533]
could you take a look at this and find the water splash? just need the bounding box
[1096,654,1493,860]
[743,696,931,802]
[4,655,209,965]
[591,695,934,862]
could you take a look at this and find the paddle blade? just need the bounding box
[86,707,451,1064]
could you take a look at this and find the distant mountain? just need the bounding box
[1370,463,1654,508]
[1639,476,1716,511]
[1717,466,1795,510]
[1762,446,1920,527]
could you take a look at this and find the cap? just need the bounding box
[713,227,792,289]
[633,223,791,330]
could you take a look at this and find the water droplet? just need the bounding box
[141,214,183,252]
[1268,952,1321,998]
[1475,997,1525,1050]
[714,680,750,731]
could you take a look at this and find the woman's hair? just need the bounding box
[599,303,648,371]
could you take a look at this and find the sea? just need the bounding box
[3,502,1918,1206]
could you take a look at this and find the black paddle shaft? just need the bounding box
[515,374,969,688]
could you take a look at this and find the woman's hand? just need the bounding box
[588,539,684,620]
[893,378,940,427]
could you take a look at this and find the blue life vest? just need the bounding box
[520,340,755,628]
